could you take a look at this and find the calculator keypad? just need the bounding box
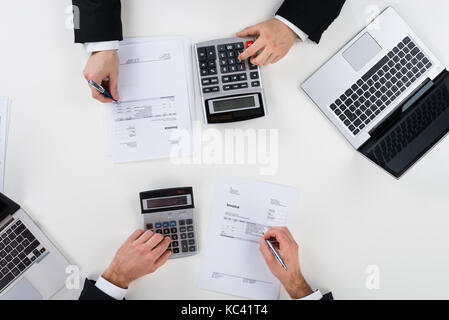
[147,219,197,255]
[197,40,261,94]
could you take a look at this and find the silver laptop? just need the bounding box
[0,193,69,300]
[302,7,449,178]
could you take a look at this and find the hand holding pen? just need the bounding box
[260,227,313,299]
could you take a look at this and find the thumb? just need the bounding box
[236,25,259,37]
[109,73,120,101]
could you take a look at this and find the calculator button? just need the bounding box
[221,66,229,73]
[173,248,180,254]
[171,228,177,233]
[155,222,162,228]
[180,227,187,232]
[202,78,211,86]
[181,233,187,239]
[206,46,216,60]
[235,42,244,50]
[209,68,217,75]
[187,219,193,225]
[156,229,162,234]
[211,86,220,92]
[201,69,208,77]
[188,233,195,238]
[189,246,196,252]
[245,41,254,48]
[163,222,169,228]
[172,241,179,247]
[228,51,235,58]
[181,241,188,252]
[226,44,234,51]
[179,220,186,225]
[250,72,259,80]
[239,74,247,81]
[199,62,207,69]
[228,58,236,65]
[239,83,248,89]
[218,45,226,52]
[220,60,227,66]
[163,229,170,235]
[197,48,207,61]
[203,88,211,94]
[210,77,219,85]
[237,64,246,71]
[187,226,194,232]
[231,84,240,90]
[146,223,153,230]
[170,221,177,227]
[222,76,231,83]
[229,65,237,72]
[208,61,216,68]
[249,60,258,70]
[223,85,231,91]
[188,239,195,245]
[251,81,260,87]
[219,52,227,59]
[231,75,239,82]
[172,234,178,240]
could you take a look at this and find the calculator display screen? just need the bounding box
[146,196,188,209]
[213,96,255,112]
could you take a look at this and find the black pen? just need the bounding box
[87,80,119,102]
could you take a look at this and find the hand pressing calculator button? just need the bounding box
[140,187,198,259]
[195,37,267,124]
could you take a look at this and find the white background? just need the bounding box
[1,0,449,300]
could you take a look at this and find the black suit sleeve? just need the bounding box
[321,292,334,300]
[72,0,123,43]
[78,279,117,300]
[276,0,346,43]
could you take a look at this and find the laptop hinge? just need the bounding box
[0,215,14,233]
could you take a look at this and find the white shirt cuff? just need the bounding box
[95,276,128,300]
[85,41,120,53]
[296,290,323,300]
[275,15,309,42]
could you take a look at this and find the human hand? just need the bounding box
[260,227,313,299]
[102,229,172,289]
[83,50,120,103]
[237,18,298,66]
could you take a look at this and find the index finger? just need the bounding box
[238,39,265,61]
[263,227,291,244]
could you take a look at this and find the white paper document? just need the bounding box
[198,176,298,300]
[0,97,10,192]
[105,37,194,162]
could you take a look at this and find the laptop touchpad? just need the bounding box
[343,32,382,72]
[0,278,43,300]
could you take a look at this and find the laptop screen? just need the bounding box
[0,193,20,222]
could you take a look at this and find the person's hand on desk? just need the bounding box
[237,18,298,66]
[260,227,313,299]
[83,50,120,103]
[101,229,172,289]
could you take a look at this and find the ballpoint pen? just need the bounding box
[265,239,288,271]
[87,79,119,103]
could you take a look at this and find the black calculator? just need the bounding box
[195,37,267,124]
[140,187,198,259]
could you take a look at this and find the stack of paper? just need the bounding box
[198,176,298,300]
[0,97,10,192]
[105,36,194,162]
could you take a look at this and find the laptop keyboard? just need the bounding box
[368,84,449,166]
[0,220,47,292]
[330,36,433,136]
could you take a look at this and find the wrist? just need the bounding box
[285,274,313,299]
[102,267,130,289]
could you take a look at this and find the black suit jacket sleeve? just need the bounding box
[78,279,117,300]
[276,0,346,43]
[321,292,333,300]
[72,0,123,43]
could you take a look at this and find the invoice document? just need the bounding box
[105,37,194,162]
[198,176,298,300]
[0,97,10,192]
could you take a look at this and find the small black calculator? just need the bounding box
[195,37,267,124]
[140,187,198,259]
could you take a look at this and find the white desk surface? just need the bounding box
[1,0,449,300]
